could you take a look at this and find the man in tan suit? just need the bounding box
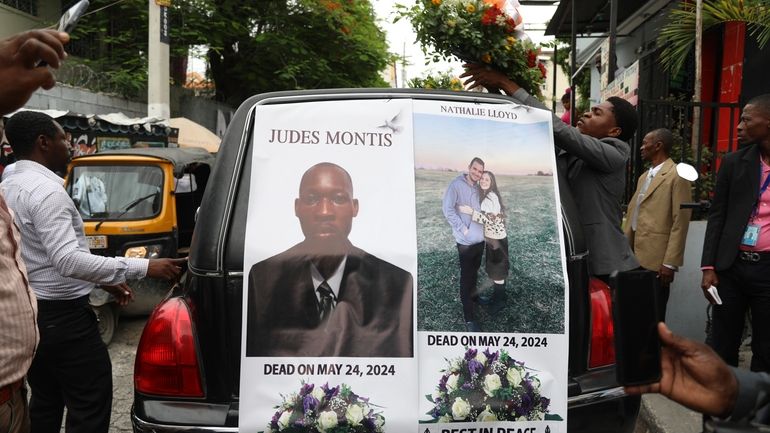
[624,128,692,317]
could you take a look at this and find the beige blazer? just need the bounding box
[623,158,693,271]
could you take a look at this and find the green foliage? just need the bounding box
[395,0,546,97]
[68,0,391,105]
[659,0,770,75]
[408,71,465,90]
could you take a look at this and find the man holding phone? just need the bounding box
[0,27,69,433]
[701,94,770,372]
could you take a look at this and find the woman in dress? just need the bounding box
[459,170,509,307]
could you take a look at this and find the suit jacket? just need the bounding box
[512,89,640,275]
[702,144,763,271]
[245,243,413,357]
[623,158,692,271]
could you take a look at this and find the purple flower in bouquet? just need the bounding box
[468,358,484,377]
[303,394,319,414]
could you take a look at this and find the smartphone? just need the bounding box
[610,269,662,386]
[36,0,89,67]
[57,0,90,33]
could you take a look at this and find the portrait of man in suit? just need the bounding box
[245,162,414,357]
[624,128,692,318]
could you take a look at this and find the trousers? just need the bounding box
[710,256,770,372]
[457,242,484,321]
[28,296,112,433]
[0,386,29,433]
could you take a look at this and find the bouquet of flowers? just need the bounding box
[426,348,552,423]
[268,382,386,433]
[396,0,546,96]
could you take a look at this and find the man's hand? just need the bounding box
[459,63,520,96]
[147,257,187,281]
[658,266,675,287]
[100,283,134,306]
[0,30,69,115]
[625,323,738,418]
[701,269,719,304]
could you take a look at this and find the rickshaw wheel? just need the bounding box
[94,304,118,345]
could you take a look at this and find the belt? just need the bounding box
[738,251,770,263]
[0,379,22,405]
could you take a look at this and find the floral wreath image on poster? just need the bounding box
[266,382,386,433]
[425,347,562,423]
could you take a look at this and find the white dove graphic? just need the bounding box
[378,111,403,134]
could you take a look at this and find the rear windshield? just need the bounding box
[68,165,164,220]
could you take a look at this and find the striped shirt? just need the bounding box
[0,193,37,387]
[1,160,148,300]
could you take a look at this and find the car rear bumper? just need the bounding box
[567,386,641,433]
[132,412,237,433]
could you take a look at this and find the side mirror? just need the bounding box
[676,163,698,181]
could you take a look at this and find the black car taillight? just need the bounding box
[134,297,204,397]
[588,277,616,368]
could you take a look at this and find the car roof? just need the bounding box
[74,147,215,177]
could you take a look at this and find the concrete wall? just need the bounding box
[22,84,234,137]
[25,84,148,118]
[665,221,709,343]
[0,1,61,38]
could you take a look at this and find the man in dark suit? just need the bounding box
[461,65,640,278]
[246,162,413,357]
[701,94,770,372]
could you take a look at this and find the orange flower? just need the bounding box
[481,53,492,63]
[432,0,442,5]
[482,0,505,8]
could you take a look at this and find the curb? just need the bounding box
[638,394,702,433]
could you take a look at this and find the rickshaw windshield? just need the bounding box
[68,165,164,220]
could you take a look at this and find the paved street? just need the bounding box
[107,316,147,433]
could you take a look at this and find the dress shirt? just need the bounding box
[0,193,37,387]
[1,160,148,300]
[310,257,346,305]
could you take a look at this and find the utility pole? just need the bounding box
[692,0,703,150]
[148,0,170,119]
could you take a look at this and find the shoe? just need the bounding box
[488,293,507,315]
[474,293,493,305]
[465,321,481,332]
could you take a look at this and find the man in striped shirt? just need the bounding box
[2,111,185,433]
[0,29,70,433]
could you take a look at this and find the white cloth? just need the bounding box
[72,174,107,215]
[1,160,148,300]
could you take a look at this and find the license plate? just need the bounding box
[87,235,107,250]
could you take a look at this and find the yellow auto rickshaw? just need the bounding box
[65,147,215,343]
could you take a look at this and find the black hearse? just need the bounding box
[131,89,640,433]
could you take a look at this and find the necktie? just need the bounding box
[631,171,655,231]
[317,280,335,322]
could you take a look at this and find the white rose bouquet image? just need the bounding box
[268,382,385,433]
[426,348,559,423]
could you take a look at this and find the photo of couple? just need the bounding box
[443,157,510,332]
[414,111,564,334]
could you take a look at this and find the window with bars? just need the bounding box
[0,0,38,16]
